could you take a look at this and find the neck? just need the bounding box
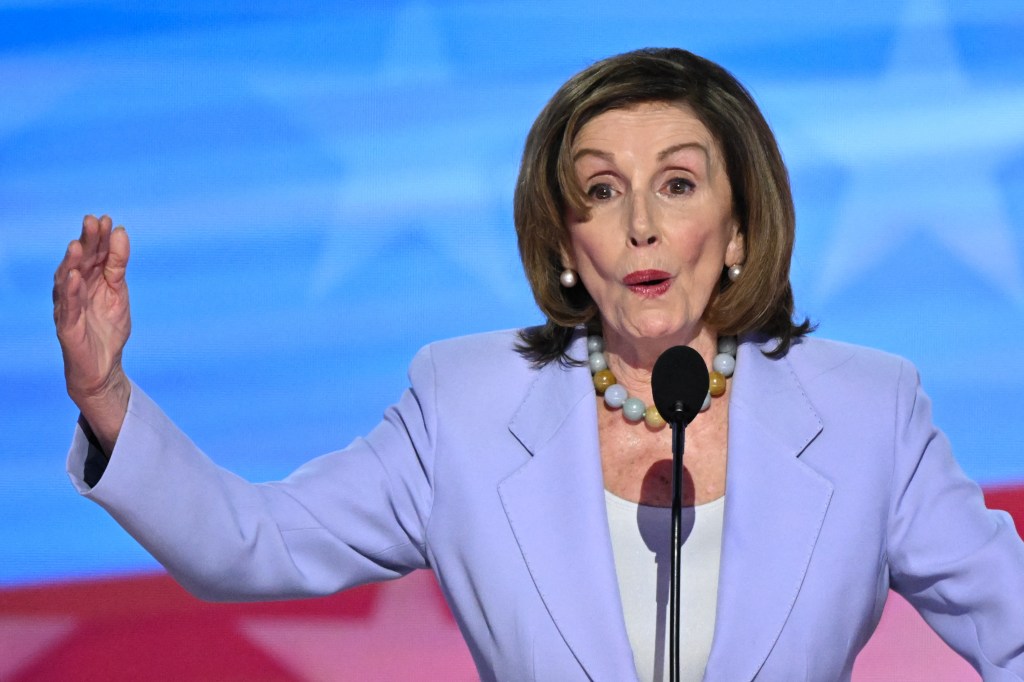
[600,325,719,402]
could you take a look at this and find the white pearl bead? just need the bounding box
[717,336,738,355]
[588,351,608,373]
[700,391,712,412]
[727,264,743,281]
[604,384,628,409]
[587,335,604,353]
[713,353,736,377]
[560,269,577,287]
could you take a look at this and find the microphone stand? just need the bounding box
[668,401,686,682]
[651,344,708,682]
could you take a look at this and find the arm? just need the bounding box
[66,350,438,602]
[887,361,1024,680]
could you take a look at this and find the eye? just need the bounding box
[586,183,616,201]
[666,177,695,195]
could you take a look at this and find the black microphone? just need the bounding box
[651,345,710,682]
[651,345,710,425]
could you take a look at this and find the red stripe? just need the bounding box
[983,482,1024,533]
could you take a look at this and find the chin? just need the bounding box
[628,318,695,343]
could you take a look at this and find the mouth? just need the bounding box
[623,269,672,297]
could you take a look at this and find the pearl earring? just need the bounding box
[727,263,743,282]
[560,268,578,288]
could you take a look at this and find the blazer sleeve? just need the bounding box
[66,346,441,602]
[886,360,1024,680]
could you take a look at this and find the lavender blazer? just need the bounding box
[68,330,1024,681]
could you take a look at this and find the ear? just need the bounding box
[725,223,745,266]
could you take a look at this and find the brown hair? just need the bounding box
[514,47,811,365]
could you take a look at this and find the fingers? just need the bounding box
[53,261,84,334]
[53,239,81,294]
[70,214,127,283]
[104,225,130,286]
[54,216,98,305]
[52,237,82,330]
[78,215,99,269]
[62,268,84,330]
[53,214,127,327]
[79,214,112,272]
[95,215,112,269]
[78,214,110,242]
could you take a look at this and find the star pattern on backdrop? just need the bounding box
[3,1,1024,678]
[0,616,78,680]
[240,3,527,303]
[763,0,1024,306]
[238,570,477,681]
[0,570,476,681]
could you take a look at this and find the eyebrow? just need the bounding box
[572,148,614,163]
[572,141,713,175]
[659,142,714,178]
[657,141,710,163]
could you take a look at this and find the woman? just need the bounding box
[55,48,1024,681]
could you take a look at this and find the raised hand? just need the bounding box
[53,215,133,455]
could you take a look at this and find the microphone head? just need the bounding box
[651,346,710,425]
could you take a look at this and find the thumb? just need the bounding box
[104,226,130,286]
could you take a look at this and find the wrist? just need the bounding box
[67,364,129,406]
[72,371,131,456]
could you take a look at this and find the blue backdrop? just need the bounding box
[2,0,1022,586]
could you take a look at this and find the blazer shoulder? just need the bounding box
[756,335,926,420]
[413,328,534,377]
[781,335,912,387]
[406,327,571,404]
[420,328,524,360]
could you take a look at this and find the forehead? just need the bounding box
[571,101,721,161]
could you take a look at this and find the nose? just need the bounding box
[627,194,659,247]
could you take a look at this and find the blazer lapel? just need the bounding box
[500,333,639,681]
[703,337,832,681]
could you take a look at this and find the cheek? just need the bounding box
[569,225,616,274]
[675,230,719,269]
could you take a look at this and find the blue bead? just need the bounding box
[587,335,605,353]
[604,384,628,408]
[712,353,736,377]
[622,398,646,421]
[588,351,608,373]
[717,336,738,355]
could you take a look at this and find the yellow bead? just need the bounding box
[644,405,666,429]
[709,371,727,397]
[593,370,616,395]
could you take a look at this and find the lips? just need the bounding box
[623,269,672,297]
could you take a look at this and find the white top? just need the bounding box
[604,490,726,682]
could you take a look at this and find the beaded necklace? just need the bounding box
[587,334,738,428]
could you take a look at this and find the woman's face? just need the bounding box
[564,101,744,349]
